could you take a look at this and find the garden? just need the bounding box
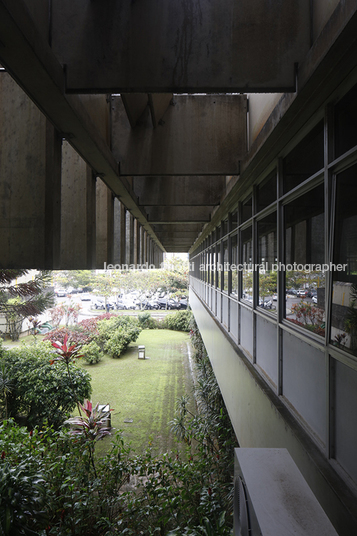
[0,307,237,535]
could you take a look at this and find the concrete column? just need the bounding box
[96,178,114,268]
[113,198,126,265]
[60,141,96,268]
[143,230,147,264]
[125,210,135,265]
[138,224,143,265]
[0,73,61,268]
[133,218,138,266]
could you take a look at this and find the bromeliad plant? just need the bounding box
[65,400,112,443]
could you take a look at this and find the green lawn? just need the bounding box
[81,329,193,455]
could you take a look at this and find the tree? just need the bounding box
[0,270,54,341]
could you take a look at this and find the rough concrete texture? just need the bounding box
[112,95,247,176]
[0,73,47,267]
[60,141,95,268]
[51,0,310,92]
[96,178,114,268]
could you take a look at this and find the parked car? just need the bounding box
[297,289,308,297]
[312,295,318,304]
[179,298,188,309]
[94,298,115,310]
[55,288,67,297]
[272,294,278,301]
[80,293,92,301]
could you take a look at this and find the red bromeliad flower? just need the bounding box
[50,333,83,364]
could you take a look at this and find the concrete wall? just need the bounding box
[96,178,114,268]
[189,289,357,536]
[112,95,247,176]
[0,72,58,268]
[248,93,283,147]
[60,141,96,268]
[313,0,340,42]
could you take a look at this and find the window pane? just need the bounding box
[231,209,238,230]
[283,122,324,193]
[284,184,325,336]
[335,84,357,158]
[223,240,229,291]
[257,171,277,212]
[241,226,253,305]
[331,165,357,354]
[258,212,277,313]
[231,233,238,298]
[241,197,252,223]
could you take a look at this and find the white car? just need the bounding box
[312,295,318,304]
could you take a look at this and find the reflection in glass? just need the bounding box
[331,165,357,354]
[241,226,252,305]
[258,212,277,313]
[283,122,324,193]
[231,234,238,298]
[285,184,325,336]
[223,240,229,291]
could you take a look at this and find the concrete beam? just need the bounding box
[0,0,164,252]
[148,93,173,128]
[51,0,310,92]
[0,73,61,269]
[113,198,126,264]
[112,95,247,175]
[146,206,211,224]
[121,94,149,128]
[96,178,114,268]
[61,142,96,268]
[133,176,226,206]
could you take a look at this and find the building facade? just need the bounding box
[1,1,357,533]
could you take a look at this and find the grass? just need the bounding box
[81,329,193,455]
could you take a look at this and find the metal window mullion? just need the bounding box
[277,157,284,396]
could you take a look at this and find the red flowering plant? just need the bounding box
[50,333,83,365]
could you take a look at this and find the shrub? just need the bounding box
[97,316,141,358]
[138,311,157,329]
[0,342,92,428]
[43,325,89,346]
[81,340,103,365]
[162,310,193,332]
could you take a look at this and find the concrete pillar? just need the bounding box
[143,230,147,264]
[96,178,114,268]
[133,218,138,266]
[138,224,143,265]
[125,210,135,265]
[60,141,96,268]
[113,198,126,265]
[0,73,61,268]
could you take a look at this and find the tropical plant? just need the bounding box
[1,342,91,428]
[0,270,54,341]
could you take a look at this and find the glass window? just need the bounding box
[241,197,252,223]
[335,84,357,158]
[283,122,324,193]
[258,212,277,313]
[241,226,253,305]
[216,243,221,289]
[222,219,228,238]
[331,165,357,354]
[211,249,216,287]
[257,171,277,212]
[231,209,238,230]
[284,184,325,336]
[223,240,229,291]
[231,233,238,298]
